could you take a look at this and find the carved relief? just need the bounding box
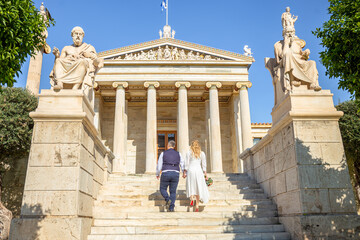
[107,45,226,61]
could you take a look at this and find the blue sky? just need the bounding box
[15,0,350,123]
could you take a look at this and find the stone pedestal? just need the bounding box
[10,90,114,240]
[240,90,359,240]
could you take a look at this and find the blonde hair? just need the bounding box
[190,140,201,159]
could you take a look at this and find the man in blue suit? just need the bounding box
[156,140,186,212]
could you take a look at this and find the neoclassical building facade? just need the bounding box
[94,36,256,174]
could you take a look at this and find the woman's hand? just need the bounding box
[204,171,208,181]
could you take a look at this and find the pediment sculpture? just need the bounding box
[106,45,226,61]
[265,7,321,105]
[49,26,104,90]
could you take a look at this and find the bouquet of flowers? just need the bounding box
[205,175,213,187]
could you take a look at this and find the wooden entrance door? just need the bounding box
[157,131,177,159]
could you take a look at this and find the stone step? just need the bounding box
[93,203,276,213]
[92,211,279,220]
[90,224,285,235]
[97,191,267,200]
[94,199,277,208]
[93,205,278,216]
[88,232,291,240]
[93,217,281,227]
[104,181,258,188]
[108,176,254,182]
[101,184,262,192]
[96,193,273,202]
[99,188,262,196]
[109,173,250,178]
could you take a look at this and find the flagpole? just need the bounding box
[166,0,168,25]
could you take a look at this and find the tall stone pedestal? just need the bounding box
[241,90,360,240]
[10,90,114,240]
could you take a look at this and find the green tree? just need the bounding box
[336,100,360,207]
[0,88,37,239]
[0,0,54,88]
[313,0,360,99]
[0,88,37,200]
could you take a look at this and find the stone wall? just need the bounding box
[10,90,114,240]
[220,103,233,173]
[240,90,360,239]
[100,103,115,152]
[127,104,147,173]
[1,156,28,218]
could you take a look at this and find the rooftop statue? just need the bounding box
[243,45,252,57]
[265,7,321,105]
[50,26,103,90]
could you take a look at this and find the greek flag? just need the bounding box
[161,0,167,11]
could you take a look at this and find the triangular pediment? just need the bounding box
[98,38,254,62]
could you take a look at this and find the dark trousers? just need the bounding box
[160,171,179,210]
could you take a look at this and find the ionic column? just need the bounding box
[26,49,43,96]
[236,82,253,150]
[112,82,128,173]
[144,82,160,174]
[206,82,223,173]
[175,82,191,158]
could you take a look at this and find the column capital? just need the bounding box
[112,82,128,89]
[235,81,252,90]
[144,81,160,89]
[175,82,191,88]
[206,82,222,89]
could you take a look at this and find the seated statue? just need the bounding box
[266,7,321,105]
[50,26,103,90]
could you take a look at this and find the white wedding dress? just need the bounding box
[185,150,209,204]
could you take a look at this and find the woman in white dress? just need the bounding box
[184,140,209,212]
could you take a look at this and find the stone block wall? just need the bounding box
[220,103,233,173]
[240,91,360,239]
[100,103,115,151]
[127,104,147,173]
[10,90,114,240]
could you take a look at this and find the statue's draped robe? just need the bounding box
[50,43,96,88]
[274,39,319,87]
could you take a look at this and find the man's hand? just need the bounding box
[156,175,160,180]
[183,170,187,178]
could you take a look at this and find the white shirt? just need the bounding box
[156,149,185,176]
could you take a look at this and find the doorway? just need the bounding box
[157,131,177,159]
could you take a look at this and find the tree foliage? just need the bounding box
[336,100,360,206]
[0,0,53,88]
[0,88,37,190]
[313,0,360,99]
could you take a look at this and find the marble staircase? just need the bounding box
[87,173,290,240]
